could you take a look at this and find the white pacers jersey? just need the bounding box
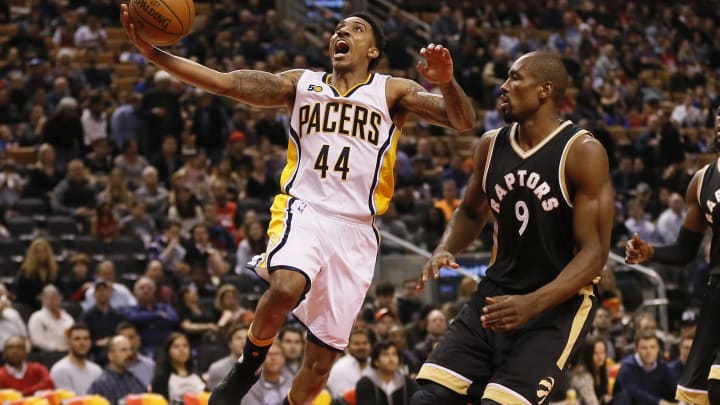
[280,70,400,221]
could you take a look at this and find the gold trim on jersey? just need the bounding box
[676,385,710,405]
[416,363,472,395]
[509,120,572,159]
[710,365,720,380]
[558,130,590,208]
[324,73,374,97]
[697,163,710,207]
[372,126,401,215]
[280,131,300,193]
[481,129,500,194]
[555,285,594,369]
[267,194,292,245]
[482,383,532,405]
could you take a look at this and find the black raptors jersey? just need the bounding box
[482,120,590,293]
[697,158,720,275]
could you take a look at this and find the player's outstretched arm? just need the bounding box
[532,135,614,311]
[418,133,493,290]
[121,4,299,108]
[389,44,475,131]
[626,172,706,265]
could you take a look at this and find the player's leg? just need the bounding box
[209,269,308,405]
[283,340,341,404]
[410,381,468,405]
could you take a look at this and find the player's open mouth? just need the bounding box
[499,94,510,109]
[334,40,350,57]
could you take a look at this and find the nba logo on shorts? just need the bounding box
[291,200,308,213]
[536,376,555,404]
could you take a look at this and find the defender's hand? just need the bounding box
[481,295,537,331]
[416,43,453,84]
[417,250,458,292]
[120,3,154,57]
[625,233,652,264]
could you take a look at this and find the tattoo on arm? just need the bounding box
[401,83,452,127]
[224,70,297,108]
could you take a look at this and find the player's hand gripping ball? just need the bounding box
[127,0,194,46]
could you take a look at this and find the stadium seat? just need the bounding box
[235,198,267,216]
[181,392,210,405]
[72,235,107,261]
[109,235,146,260]
[62,395,110,405]
[122,393,168,405]
[0,237,28,263]
[0,257,13,285]
[12,198,49,221]
[12,302,32,323]
[61,301,83,320]
[5,215,36,240]
[46,216,80,241]
[0,389,22,404]
[36,389,76,405]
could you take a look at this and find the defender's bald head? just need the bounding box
[519,51,569,105]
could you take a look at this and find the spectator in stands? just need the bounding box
[80,278,127,364]
[245,153,278,205]
[279,326,304,378]
[210,178,237,235]
[114,138,149,190]
[669,333,693,385]
[241,341,291,405]
[656,192,685,244]
[570,336,612,405]
[119,200,156,246]
[42,97,83,166]
[17,104,47,146]
[151,135,182,189]
[0,336,55,395]
[99,168,134,215]
[209,156,245,201]
[182,223,230,279]
[23,143,63,201]
[28,284,74,353]
[60,253,94,302]
[223,131,252,177]
[433,178,461,222]
[150,332,206,403]
[591,306,617,362]
[177,285,219,349]
[0,159,24,209]
[215,284,253,331]
[387,325,421,376]
[0,283,27,349]
[396,278,423,325]
[671,92,702,128]
[327,328,372,398]
[123,277,179,357]
[208,324,249,389]
[202,201,234,253]
[412,308,447,362]
[50,323,103,395]
[414,207,446,251]
[82,50,112,90]
[87,335,147,405]
[147,220,187,273]
[377,203,411,254]
[91,200,119,242]
[84,138,114,179]
[134,166,169,223]
[140,70,183,156]
[143,260,174,305]
[613,332,676,405]
[13,238,59,310]
[482,48,511,109]
[192,90,229,164]
[374,308,399,343]
[82,260,137,311]
[356,341,418,405]
[52,19,77,48]
[430,4,459,50]
[116,322,155,387]
[74,14,106,49]
[51,159,97,228]
[624,197,660,245]
[235,220,267,272]
[81,92,108,147]
[168,183,204,239]
[110,93,144,153]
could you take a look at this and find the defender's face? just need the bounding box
[499,56,540,123]
[329,17,377,71]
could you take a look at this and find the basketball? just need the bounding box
[128,0,194,46]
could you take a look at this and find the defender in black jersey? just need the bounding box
[412,51,614,405]
[626,107,720,405]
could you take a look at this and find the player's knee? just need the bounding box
[708,379,720,404]
[268,270,307,305]
[411,382,465,405]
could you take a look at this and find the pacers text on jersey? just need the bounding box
[298,102,382,146]
[489,169,560,213]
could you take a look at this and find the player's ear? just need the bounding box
[539,81,553,102]
[368,47,379,59]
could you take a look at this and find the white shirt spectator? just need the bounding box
[671,103,702,127]
[0,305,27,348]
[326,354,369,398]
[50,356,103,394]
[74,25,106,49]
[81,108,108,146]
[656,207,686,245]
[82,283,137,311]
[28,307,74,351]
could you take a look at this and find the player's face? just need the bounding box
[499,56,541,123]
[329,17,377,71]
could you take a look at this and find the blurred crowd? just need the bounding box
[0,0,718,404]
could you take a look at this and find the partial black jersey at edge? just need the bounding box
[696,159,720,275]
[482,120,590,293]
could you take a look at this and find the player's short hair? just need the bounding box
[349,12,385,70]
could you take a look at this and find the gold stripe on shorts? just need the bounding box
[416,363,471,395]
[556,285,594,369]
[676,385,710,405]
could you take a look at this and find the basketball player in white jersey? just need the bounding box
[122,7,476,405]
